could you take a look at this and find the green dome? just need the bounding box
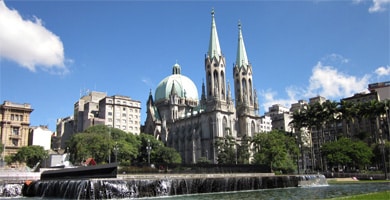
[155,74,198,102]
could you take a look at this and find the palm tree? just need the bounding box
[339,100,358,138]
[290,105,311,172]
[323,100,340,141]
[361,100,383,144]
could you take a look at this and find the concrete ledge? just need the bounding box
[118,173,275,180]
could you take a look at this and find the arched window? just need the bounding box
[249,79,253,105]
[222,116,228,136]
[220,71,225,99]
[208,71,212,96]
[242,78,247,103]
[251,121,256,136]
[236,79,241,102]
[213,70,219,96]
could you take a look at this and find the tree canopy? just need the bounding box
[321,137,373,170]
[215,134,237,164]
[12,145,47,168]
[67,125,181,166]
[252,130,298,173]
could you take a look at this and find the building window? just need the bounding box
[108,112,113,116]
[12,127,19,135]
[12,139,18,146]
[122,113,126,117]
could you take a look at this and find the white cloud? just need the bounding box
[259,61,371,113]
[369,0,390,13]
[320,53,349,65]
[306,62,370,98]
[374,65,390,76]
[0,1,68,74]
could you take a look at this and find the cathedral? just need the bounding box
[144,10,262,164]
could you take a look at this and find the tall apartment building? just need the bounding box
[57,91,142,147]
[56,116,74,150]
[99,95,142,134]
[258,115,272,133]
[0,101,33,158]
[265,104,292,133]
[368,81,390,101]
[74,91,107,133]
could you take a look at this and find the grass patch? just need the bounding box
[327,180,390,184]
[328,191,390,199]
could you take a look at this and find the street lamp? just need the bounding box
[113,142,119,163]
[146,139,152,165]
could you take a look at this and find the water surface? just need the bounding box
[151,182,389,200]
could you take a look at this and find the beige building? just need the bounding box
[57,91,142,148]
[0,101,33,158]
[74,91,107,133]
[368,81,390,101]
[99,95,141,134]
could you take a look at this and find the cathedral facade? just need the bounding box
[144,10,261,164]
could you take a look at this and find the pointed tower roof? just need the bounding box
[236,21,249,67]
[208,9,222,58]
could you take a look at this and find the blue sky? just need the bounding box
[0,0,389,132]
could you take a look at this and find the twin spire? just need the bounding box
[208,9,249,68]
[236,21,249,67]
[208,9,222,59]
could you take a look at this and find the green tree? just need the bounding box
[252,130,298,173]
[321,137,373,171]
[13,145,47,168]
[68,125,140,165]
[153,146,182,164]
[339,100,358,138]
[134,134,181,165]
[215,135,237,164]
[237,135,251,164]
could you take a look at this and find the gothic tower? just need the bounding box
[202,9,236,163]
[204,9,227,106]
[233,22,259,137]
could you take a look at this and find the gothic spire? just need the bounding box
[208,9,222,59]
[236,21,249,68]
[201,79,206,101]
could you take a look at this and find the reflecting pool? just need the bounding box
[152,182,389,200]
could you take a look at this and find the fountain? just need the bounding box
[21,174,328,199]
